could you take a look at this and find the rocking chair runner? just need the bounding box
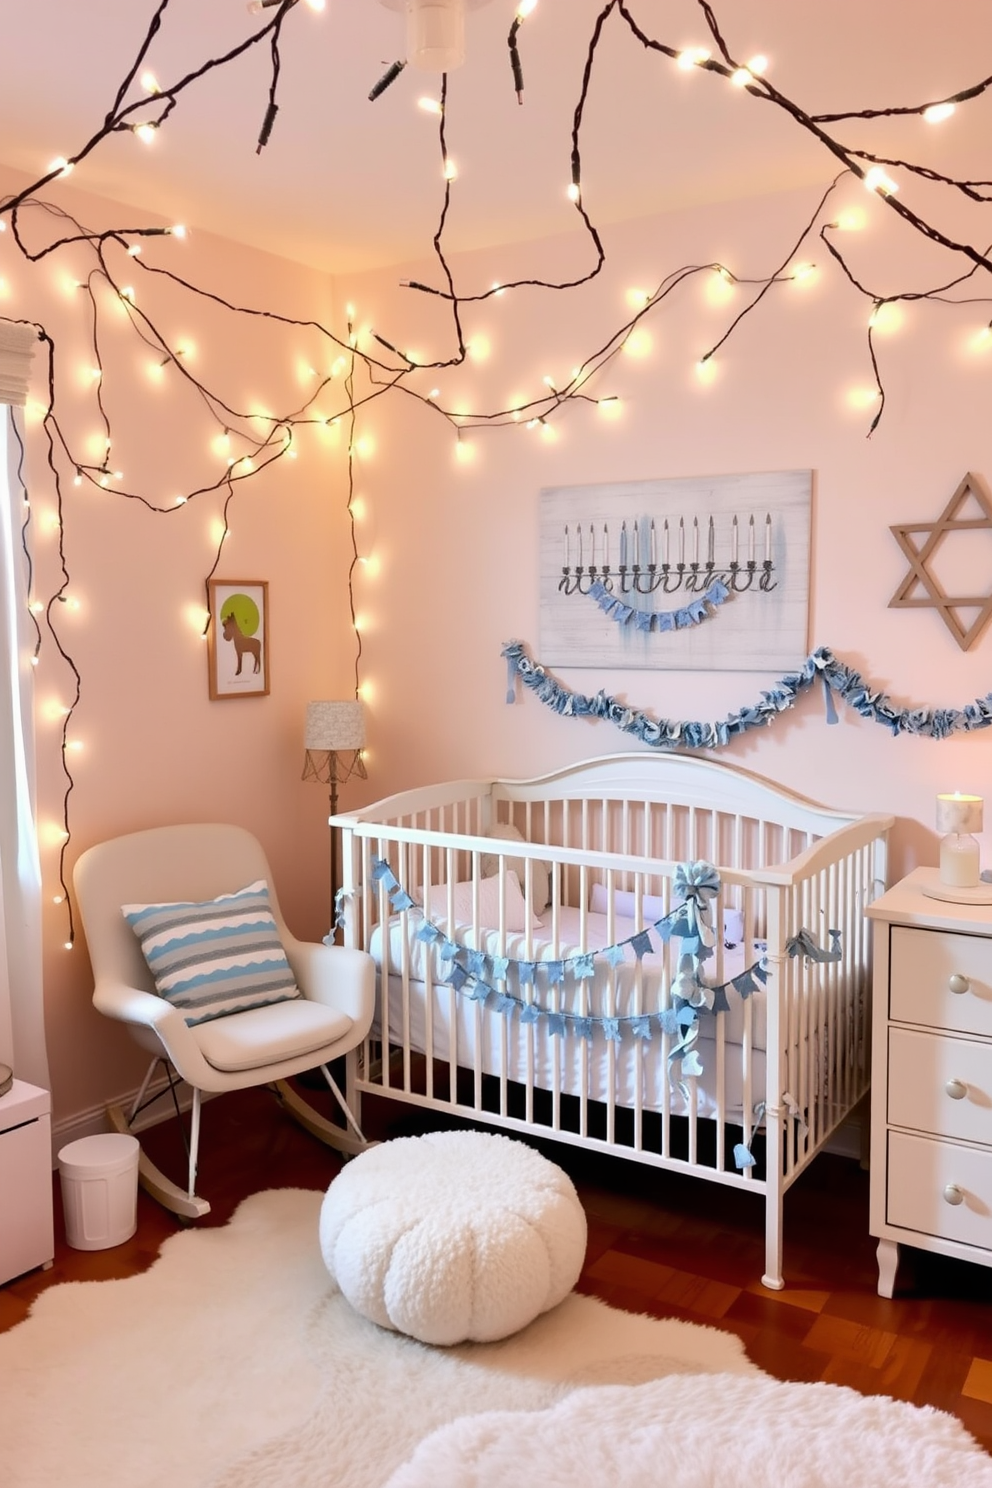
[72,823,376,1219]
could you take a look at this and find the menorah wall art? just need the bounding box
[539,470,811,673]
[558,513,777,597]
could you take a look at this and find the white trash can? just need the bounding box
[58,1133,140,1250]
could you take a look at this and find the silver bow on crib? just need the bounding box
[671,860,720,956]
[785,927,842,963]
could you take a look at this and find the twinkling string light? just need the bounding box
[3,0,992,941]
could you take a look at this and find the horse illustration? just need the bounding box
[221,611,262,675]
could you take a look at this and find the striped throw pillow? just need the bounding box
[122,879,302,1026]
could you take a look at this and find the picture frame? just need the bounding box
[206,579,270,700]
[539,469,812,673]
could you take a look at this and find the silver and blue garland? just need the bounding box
[368,855,840,1168]
[502,640,992,749]
[587,578,731,633]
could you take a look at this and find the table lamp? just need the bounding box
[302,700,367,936]
[921,791,992,904]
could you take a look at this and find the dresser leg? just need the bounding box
[876,1238,900,1298]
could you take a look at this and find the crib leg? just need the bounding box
[762,1126,785,1290]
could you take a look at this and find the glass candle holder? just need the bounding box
[936,793,983,889]
[939,831,981,888]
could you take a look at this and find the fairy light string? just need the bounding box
[2,0,991,942]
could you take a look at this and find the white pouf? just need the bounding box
[319,1130,588,1346]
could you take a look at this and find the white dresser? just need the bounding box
[868,868,992,1297]
[0,1079,55,1285]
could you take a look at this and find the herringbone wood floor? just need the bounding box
[3,1085,991,1453]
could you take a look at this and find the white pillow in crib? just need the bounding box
[478,823,551,913]
[589,882,744,946]
[423,870,542,932]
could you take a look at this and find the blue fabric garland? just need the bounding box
[501,640,992,749]
[370,855,826,1169]
[587,578,731,634]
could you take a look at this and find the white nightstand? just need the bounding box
[0,1079,55,1285]
[867,868,992,1297]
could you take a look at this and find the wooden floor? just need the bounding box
[4,1085,992,1455]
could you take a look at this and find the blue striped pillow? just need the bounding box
[122,879,302,1026]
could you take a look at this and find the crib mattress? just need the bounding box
[369,904,769,1050]
[375,970,767,1123]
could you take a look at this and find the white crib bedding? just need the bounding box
[369,903,769,1054]
[376,969,767,1123]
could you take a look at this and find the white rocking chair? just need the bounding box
[73,822,376,1219]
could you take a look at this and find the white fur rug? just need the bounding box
[1,1188,989,1488]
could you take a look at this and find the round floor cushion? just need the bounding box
[318,1130,588,1346]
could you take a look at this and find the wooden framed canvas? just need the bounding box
[206,579,270,700]
[539,469,812,672]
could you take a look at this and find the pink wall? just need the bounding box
[1,166,358,1126]
[6,158,992,1134]
[337,180,992,882]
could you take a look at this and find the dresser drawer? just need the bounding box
[888,1026,992,1144]
[890,926,992,1036]
[887,1131,992,1251]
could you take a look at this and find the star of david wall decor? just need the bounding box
[889,472,992,651]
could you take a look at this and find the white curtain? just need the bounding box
[0,321,49,1089]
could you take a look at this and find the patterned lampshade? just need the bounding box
[304,700,366,753]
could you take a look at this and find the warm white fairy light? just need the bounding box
[134,122,158,145]
[835,208,866,231]
[626,287,650,308]
[863,165,897,196]
[48,156,73,177]
[623,327,652,357]
[846,385,881,409]
[170,224,187,239]
[598,396,622,420]
[418,96,443,115]
[566,182,580,202]
[127,243,142,257]
[790,261,816,283]
[869,300,903,334]
[443,157,458,181]
[516,0,538,16]
[695,355,717,384]
[923,102,955,124]
[677,47,710,70]
[140,70,160,94]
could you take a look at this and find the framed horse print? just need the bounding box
[206,579,270,700]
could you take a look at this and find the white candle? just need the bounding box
[663,519,670,566]
[634,518,641,567]
[650,519,657,566]
[748,514,755,563]
[620,520,628,567]
[936,793,983,834]
[564,524,570,568]
[603,523,609,570]
[765,512,772,563]
[940,833,981,887]
[589,524,595,567]
[678,517,685,565]
[707,516,715,564]
[692,516,699,565]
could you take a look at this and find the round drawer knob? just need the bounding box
[948,973,970,995]
[945,1078,968,1101]
[943,1183,965,1206]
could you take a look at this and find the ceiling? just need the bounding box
[0,1,989,273]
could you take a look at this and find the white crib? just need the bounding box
[334,753,893,1289]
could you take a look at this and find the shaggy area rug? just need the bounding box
[2,1188,989,1488]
